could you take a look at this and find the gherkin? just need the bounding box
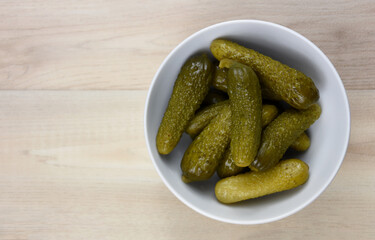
[261,104,278,128]
[212,65,229,92]
[186,100,229,138]
[251,104,322,171]
[181,104,231,182]
[211,66,289,102]
[156,54,213,155]
[217,104,278,178]
[210,39,319,109]
[215,159,309,204]
[290,132,311,152]
[217,146,246,179]
[187,101,278,139]
[227,62,262,167]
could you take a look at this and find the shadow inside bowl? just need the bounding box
[184,175,218,197]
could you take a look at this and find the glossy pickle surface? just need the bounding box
[251,104,321,171]
[156,54,213,154]
[215,159,309,204]
[210,39,319,109]
[181,105,232,182]
[227,62,262,167]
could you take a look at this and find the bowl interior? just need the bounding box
[145,20,350,224]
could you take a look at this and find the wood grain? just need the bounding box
[0,0,374,90]
[0,0,374,239]
[0,90,373,239]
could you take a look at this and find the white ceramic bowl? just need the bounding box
[144,20,350,224]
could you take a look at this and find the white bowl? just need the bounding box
[144,20,350,224]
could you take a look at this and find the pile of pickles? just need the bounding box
[156,39,321,204]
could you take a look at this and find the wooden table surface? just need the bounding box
[1,1,374,239]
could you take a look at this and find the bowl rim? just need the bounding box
[144,19,351,224]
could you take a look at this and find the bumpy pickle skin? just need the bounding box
[156,54,213,154]
[181,105,231,182]
[186,100,229,138]
[212,65,229,92]
[215,159,309,204]
[211,69,287,101]
[251,104,322,171]
[187,102,278,140]
[290,132,311,151]
[217,146,246,178]
[214,59,286,102]
[210,39,319,109]
[217,105,278,178]
[228,62,262,167]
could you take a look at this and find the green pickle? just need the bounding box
[215,159,309,204]
[210,39,319,109]
[251,104,322,171]
[228,62,262,167]
[261,104,278,128]
[290,132,311,151]
[211,69,288,101]
[187,102,278,140]
[186,100,229,138]
[217,104,278,178]
[156,54,213,155]
[212,59,287,102]
[217,147,246,178]
[181,105,231,182]
[213,65,229,92]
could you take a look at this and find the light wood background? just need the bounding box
[1,1,374,239]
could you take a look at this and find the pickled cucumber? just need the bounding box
[181,104,231,182]
[290,132,310,151]
[210,39,319,109]
[228,62,262,167]
[202,89,228,106]
[211,69,288,102]
[219,58,238,69]
[217,105,277,178]
[261,104,278,128]
[214,59,289,102]
[251,104,321,171]
[217,147,246,178]
[187,102,278,139]
[156,54,213,154]
[186,100,229,138]
[212,66,228,92]
[215,159,309,203]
